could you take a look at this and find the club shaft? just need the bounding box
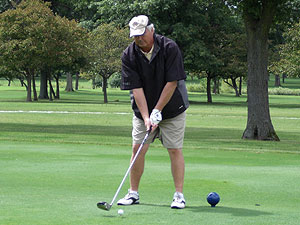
[109,130,150,206]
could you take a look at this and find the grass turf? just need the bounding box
[0,81,300,225]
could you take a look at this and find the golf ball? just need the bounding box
[118,209,124,216]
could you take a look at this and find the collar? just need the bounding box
[134,34,161,63]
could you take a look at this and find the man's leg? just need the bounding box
[168,148,186,209]
[117,143,150,206]
[130,143,150,191]
[167,148,185,193]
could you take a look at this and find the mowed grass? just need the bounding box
[0,81,300,225]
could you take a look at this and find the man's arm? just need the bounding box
[132,88,152,130]
[148,80,177,127]
[133,80,177,130]
[154,80,177,111]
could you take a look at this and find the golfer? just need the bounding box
[118,15,189,209]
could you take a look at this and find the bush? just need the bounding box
[269,87,300,96]
[94,75,102,88]
[109,72,121,88]
[186,79,207,92]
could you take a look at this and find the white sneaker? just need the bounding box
[171,192,186,209]
[117,190,140,205]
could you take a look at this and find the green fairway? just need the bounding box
[1,84,300,225]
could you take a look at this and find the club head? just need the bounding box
[97,201,112,211]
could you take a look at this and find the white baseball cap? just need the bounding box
[129,15,149,37]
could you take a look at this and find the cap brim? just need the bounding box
[130,27,146,37]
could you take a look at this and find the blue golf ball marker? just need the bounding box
[207,192,220,207]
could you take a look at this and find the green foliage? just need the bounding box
[86,23,130,79]
[44,0,92,20]
[0,0,89,72]
[0,0,89,101]
[0,0,53,73]
[0,65,17,81]
[167,1,246,81]
[269,22,300,78]
[186,79,207,93]
[94,74,102,88]
[0,0,15,13]
[81,22,130,102]
[83,0,247,81]
[269,87,300,95]
[187,78,247,94]
[109,72,121,88]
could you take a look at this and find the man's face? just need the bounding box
[133,28,154,51]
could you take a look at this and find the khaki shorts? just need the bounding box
[132,111,186,149]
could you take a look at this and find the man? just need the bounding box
[118,15,189,209]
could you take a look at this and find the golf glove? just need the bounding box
[150,109,162,125]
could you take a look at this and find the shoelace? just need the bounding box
[173,197,185,203]
[126,193,138,199]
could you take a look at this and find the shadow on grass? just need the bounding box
[0,123,131,137]
[189,100,300,109]
[140,203,170,208]
[0,89,131,104]
[141,203,273,217]
[187,205,273,217]
[0,98,130,105]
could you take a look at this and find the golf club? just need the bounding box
[97,126,152,211]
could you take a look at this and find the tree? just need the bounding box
[0,65,16,86]
[0,0,21,13]
[84,23,131,103]
[221,31,247,97]
[153,0,246,102]
[0,0,11,13]
[44,0,95,23]
[225,0,287,141]
[169,1,227,103]
[36,0,92,97]
[0,0,89,101]
[270,22,300,79]
[0,0,54,101]
[242,0,287,141]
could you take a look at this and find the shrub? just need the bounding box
[269,87,300,96]
[109,72,121,88]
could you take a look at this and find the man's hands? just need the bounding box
[144,109,161,132]
[150,109,162,125]
[133,81,177,133]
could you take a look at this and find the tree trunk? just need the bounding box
[213,78,220,94]
[206,74,212,103]
[7,79,11,86]
[274,74,280,87]
[49,79,56,99]
[49,79,53,101]
[55,75,60,99]
[39,68,49,99]
[231,78,240,97]
[19,77,26,88]
[65,73,74,92]
[102,76,108,103]
[53,72,61,99]
[25,71,32,102]
[282,73,286,83]
[92,78,96,89]
[239,76,242,96]
[242,3,279,141]
[75,72,79,90]
[32,74,38,101]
